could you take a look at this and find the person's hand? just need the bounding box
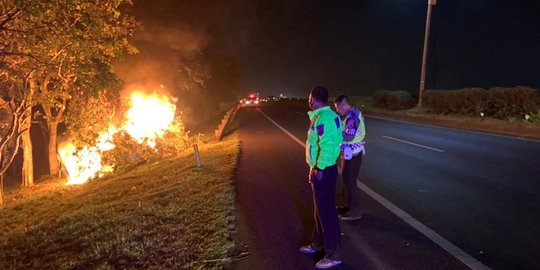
[310,167,323,181]
[315,169,323,181]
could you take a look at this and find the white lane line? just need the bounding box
[368,115,540,143]
[257,109,490,270]
[258,108,389,268]
[357,181,490,270]
[382,135,445,153]
[257,108,306,147]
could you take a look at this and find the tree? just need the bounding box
[1,0,137,182]
[174,56,212,127]
[0,87,32,204]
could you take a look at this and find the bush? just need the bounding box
[423,86,540,120]
[485,86,539,119]
[424,88,488,115]
[373,90,415,111]
[102,119,193,174]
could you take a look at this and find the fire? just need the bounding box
[123,92,176,148]
[59,91,178,185]
[59,127,118,185]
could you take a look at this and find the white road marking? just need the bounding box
[257,108,306,147]
[382,135,445,152]
[368,115,540,143]
[257,109,490,270]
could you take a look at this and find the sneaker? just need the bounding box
[299,244,320,255]
[339,213,363,221]
[316,258,342,269]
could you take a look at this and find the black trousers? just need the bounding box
[342,153,363,216]
[310,164,341,260]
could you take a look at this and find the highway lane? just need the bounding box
[233,104,468,270]
[251,101,540,269]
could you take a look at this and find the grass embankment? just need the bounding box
[0,135,239,269]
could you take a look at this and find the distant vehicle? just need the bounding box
[241,93,260,107]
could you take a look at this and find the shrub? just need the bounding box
[423,86,539,119]
[373,90,415,110]
[485,86,539,119]
[424,88,488,115]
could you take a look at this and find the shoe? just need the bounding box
[299,244,320,255]
[336,206,349,215]
[339,213,362,221]
[316,258,342,269]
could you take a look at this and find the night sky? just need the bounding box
[130,0,540,98]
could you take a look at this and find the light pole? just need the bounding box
[418,0,437,108]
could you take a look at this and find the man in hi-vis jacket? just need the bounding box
[334,95,366,221]
[299,86,343,269]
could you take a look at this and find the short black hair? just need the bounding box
[310,86,329,103]
[334,95,349,104]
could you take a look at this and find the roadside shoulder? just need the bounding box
[365,109,540,141]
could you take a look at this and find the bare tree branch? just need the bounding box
[0,8,21,29]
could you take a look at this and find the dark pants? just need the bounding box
[310,164,341,260]
[342,153,363,216]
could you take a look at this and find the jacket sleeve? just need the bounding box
[315,115,341,169]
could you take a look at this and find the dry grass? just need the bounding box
[0,134,239,270]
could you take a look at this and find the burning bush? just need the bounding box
[59,91,195,185]
[101,119,192,174]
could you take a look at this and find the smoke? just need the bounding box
[114,0,252,129]
[135,23,208,55]
[114,22,207,88]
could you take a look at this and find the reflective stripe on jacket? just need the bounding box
[341,108,366,155]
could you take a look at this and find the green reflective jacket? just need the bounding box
[306,106,343,169]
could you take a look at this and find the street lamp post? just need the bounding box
[418,0,437,108]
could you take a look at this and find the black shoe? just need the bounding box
[336,206,350,215]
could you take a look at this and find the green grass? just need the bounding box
[0,134,239,269]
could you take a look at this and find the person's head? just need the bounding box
[308,86,329,110]
[334,95,352,116]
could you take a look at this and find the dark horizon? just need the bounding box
[129,0,540,98]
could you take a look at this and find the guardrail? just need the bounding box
[214,103,241,141]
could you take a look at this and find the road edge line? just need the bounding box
[257,108,306,147]
[367,115,540,143]
[258,108,491,270]
[356,181,490,270]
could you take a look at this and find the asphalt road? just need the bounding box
[233,101,540,270]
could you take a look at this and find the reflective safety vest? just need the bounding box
[306,106,343,169]
[341,108,366,156]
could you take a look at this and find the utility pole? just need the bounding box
[418,0,437,108]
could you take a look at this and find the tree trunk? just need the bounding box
[21,127,34,187]
[0,172,3,205]
[48,121,60,177]
[1,155,4,205]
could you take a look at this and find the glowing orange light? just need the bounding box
[59,91,179,185]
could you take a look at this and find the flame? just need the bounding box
[60,127,118,185]
[123,92,176,148]
[59,91,178,185]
